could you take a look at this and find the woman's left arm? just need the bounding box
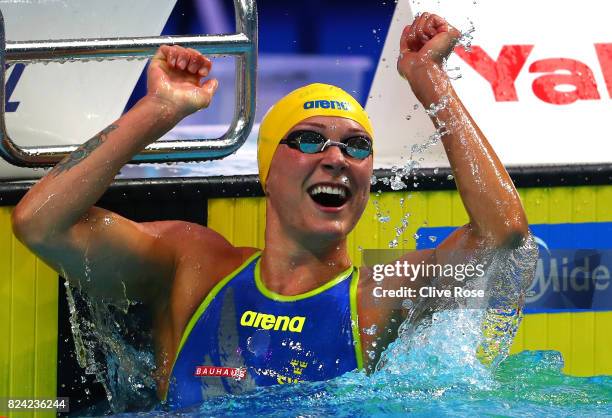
[398,12,529,249]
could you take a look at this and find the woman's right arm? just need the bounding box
[11,45,219,304]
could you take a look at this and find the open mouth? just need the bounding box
[307,184,351,208]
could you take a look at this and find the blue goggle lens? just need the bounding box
[283,130,372,159]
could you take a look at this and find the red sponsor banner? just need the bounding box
[194,366,246,380]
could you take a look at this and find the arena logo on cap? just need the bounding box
[303,100,350,111]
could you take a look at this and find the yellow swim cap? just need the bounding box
[257,83,374,191]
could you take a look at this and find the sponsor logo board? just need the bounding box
[416,222,612,312]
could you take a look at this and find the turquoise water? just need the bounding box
[149,351,611,417]
[70,241,611,417]
[110,310,611,417]
[73,304,612,417]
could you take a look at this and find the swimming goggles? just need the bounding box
[279,130,372,160]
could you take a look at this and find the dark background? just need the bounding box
[124,0,395,110]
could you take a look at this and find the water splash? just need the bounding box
[135,238,609,417]
[108,237,609,416]
[130,350,609,418]
[387,211,410,248]
[390,175,407,190]
[71,238,612,417]
[363,324,378,336]
[377,214,390,223]
[63,282,158,412]
[377,95,451,192]
[379,236,539,372]
[456,20,476,52]
[445,66,463,80]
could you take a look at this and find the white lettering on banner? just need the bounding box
[527,256,611,303]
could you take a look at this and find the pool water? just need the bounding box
[66,240,611,417]
[105,309,612,417]
[155,351,611,417]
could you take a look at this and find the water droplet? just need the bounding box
[363,324,378,335]
[391,176,407,190]
[401,299,414,310]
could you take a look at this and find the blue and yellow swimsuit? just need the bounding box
[164,252,363,410]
